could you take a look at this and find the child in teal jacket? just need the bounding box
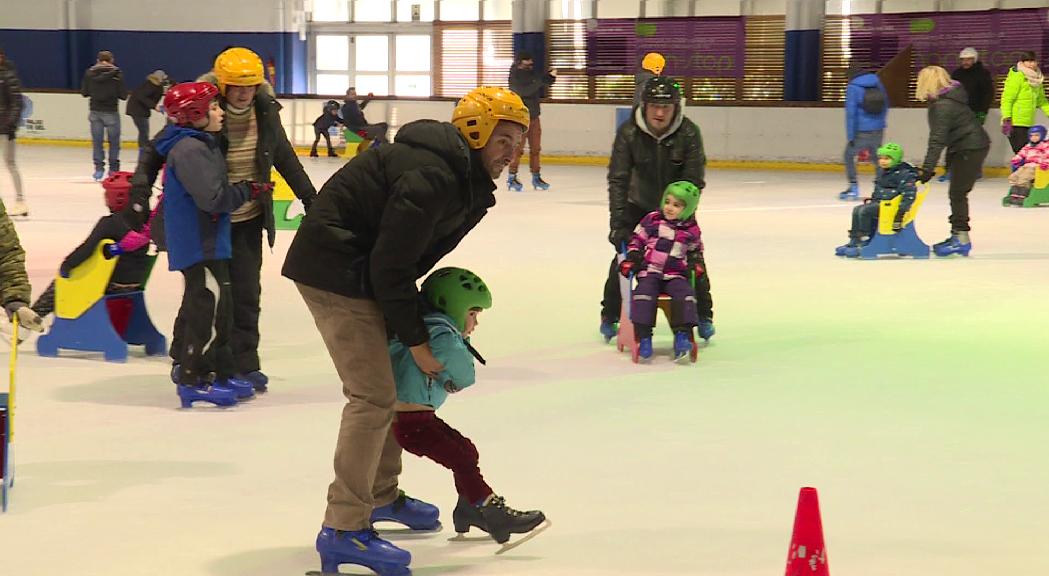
[388,267,547,547]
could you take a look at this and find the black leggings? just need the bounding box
[944,147,989,232]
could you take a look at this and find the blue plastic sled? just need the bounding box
[860,185,930,260]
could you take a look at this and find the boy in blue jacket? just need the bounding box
[840,64,890,200]
[835,143,918,257]
[154,82,269,408]
[388,267,547,548]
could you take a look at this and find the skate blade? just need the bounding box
[495,519,552,555]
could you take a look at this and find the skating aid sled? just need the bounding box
[614,244,698,364]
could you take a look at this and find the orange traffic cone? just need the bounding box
[784,487,829,576]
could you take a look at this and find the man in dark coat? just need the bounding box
[281,87,528,576]
[81,50,128,180]
[601,76,714,341]
[0,48,27,216]
[125,70,168,161]
[507,52,556,191]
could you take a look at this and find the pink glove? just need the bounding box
[117,226,151,253]
[856,149,870,162]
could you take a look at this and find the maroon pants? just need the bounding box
[393,411,493,504]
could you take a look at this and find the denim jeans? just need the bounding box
[89,111,121,172]
[844,129,884,184]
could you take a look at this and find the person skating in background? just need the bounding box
[633,52,665,105]
[80,50,128,181]
[0,48,27,218]
[0,198,44,344]
[835,143,918,258]
[154,81,271,407]
[602,76,713,343]
[507,52,556,191]
[1005,126,1049,205]
[915,66,990,258]
[839,63,889,200]
[29,172,152,328]
[1000,51,1049,154]
[942,47,994,182]
[126,70,169,162]
[128,47,317,392]
[618,182,704,361]
[341,87,388,145]
[281,86,528,576]
[390,267,547,548]
[310,100,345,157]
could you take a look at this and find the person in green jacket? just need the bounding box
[388,267,547,548]
[1000,51,1049,153]
[0,199,44,344]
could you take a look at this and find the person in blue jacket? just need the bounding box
[153,82,270,408]
[388,267,547,547]
[840,64,889,200]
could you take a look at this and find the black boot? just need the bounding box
[452,495,546,544]
[327,148,339,157]
[309,148,319,158]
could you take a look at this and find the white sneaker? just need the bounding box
[8,201,28,218]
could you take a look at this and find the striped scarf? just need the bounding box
[225,105,262,222]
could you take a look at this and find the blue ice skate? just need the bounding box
[835,239,861,258]
[176,383,237,409]
[698,320,715,341]
[933,235,971,257]
[92,168,104,181]
[938,171,950,183]
[637,337,653,361]
[316,526,411,576]
[673,331,692,360]
[371,490,441,531]
[507,173,523,192]
[838,183,859,201]
[234,370,268,392]
[599,319,618,343]
[215,376,255,400]
[532,173,550,190]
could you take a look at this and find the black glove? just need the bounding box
[301,193,316,212]
[917,168,934,184]
[608,228,631,249]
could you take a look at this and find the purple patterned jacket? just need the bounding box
[628,211,703,280]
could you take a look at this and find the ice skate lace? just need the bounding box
[489,495,529,516]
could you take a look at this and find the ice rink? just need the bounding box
[1,145,1048,576]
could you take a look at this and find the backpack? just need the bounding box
[861,85,886,115]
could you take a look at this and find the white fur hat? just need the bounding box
[959,47,979,60]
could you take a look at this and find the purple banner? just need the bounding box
[586,17,745,77]
[846,8,1049,79]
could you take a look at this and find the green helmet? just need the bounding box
[660,181,701,220]
[421,267,492,332]
[877,142,903,167]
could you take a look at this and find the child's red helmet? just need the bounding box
[163,81,219,125]
[102,171,133,212]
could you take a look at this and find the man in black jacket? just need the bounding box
[952,47,994,126]
[507,52,556,191]
[281,87,528,576]
[126,47,316,389]
[126,70,168,161]
[341,87,388,144]
[0,48,26,217]
[601,76,714,341]
[81,50,128,180]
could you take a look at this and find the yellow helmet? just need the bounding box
[642,52,666,75]
[213,47,264,94]
[452,86,530,149]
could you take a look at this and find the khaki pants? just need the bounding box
[509,115,542,174]
[1008,162,1038,187]
[297,283,402,530]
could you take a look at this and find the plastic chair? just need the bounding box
[1002,167,1049,207]
[860,184,930,259]
[614,254,699,364]
[36,240,166,362]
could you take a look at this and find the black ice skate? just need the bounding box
[450,494,549,554]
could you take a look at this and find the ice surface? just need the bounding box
[1,146,1047,576]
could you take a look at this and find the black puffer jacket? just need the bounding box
[125,79,164,118]
[951,62,994,114]
[0,59,22,135]
[128,93,317,246]
[608,105,705,239]
[922,83,991,174]
[282,120,497,347]
[80,64,128,112]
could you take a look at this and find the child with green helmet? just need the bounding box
[387,266,547,549]
[618,181,704,361]
[834,142,919,258]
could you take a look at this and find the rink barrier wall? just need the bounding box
[16,91,1015,173]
